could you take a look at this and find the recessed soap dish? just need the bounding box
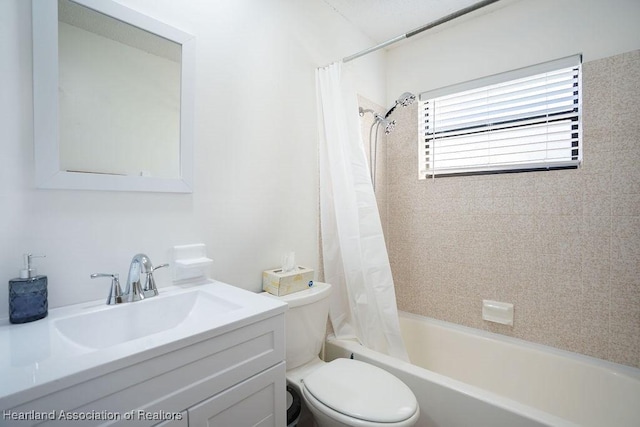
[482,299,514,325]
[173,244,213,283]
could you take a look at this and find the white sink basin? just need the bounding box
[0,280,288,414]
[54,290,241,349]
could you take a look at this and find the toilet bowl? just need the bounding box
[264,282,419,427]
[301,358,419,427]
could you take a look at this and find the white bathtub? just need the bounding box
[324,311,640,427]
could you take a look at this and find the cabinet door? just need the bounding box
[153,411,188,427]
[188,362,285,427]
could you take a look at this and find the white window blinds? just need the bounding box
[419,55,581,178]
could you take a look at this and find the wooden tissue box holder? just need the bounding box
[262,266,314,296]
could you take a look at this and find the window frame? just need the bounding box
[418,55,582,179]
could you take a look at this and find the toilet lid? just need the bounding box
[303,358,417,423]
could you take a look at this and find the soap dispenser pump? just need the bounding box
[9,253,48,324]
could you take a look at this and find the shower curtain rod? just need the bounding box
[342,0,501,63]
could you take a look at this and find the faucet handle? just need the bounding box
[143,263,169,297]
[151,263,169,273]
[91,273,124,305]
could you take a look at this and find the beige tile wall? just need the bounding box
[382,50,640,368]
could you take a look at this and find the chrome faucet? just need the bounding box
[124,254,169,303]
[90,273,124,305]
[91,254,168,305]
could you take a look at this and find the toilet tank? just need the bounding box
[267,282,332,370]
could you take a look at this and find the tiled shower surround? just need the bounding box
[374,50,640,368]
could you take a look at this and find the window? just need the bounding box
[419,55,581,178]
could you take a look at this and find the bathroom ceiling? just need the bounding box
[322,0,495,45]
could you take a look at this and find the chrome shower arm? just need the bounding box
[359,107,377,117]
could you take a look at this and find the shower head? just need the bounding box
[396,92,416,107]
[375,114,396,134]
[384,92,416,118]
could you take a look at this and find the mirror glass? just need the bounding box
[58,0,181,178]
[33,0,195,192]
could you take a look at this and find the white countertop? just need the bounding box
[0,280,286,409]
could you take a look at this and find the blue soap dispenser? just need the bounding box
[9,253,48,324]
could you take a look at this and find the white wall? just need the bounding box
[386,0,640,104]
[0,0,385,318]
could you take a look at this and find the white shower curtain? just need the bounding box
[316,62,408,361]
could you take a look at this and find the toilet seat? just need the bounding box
[302,358,418,424]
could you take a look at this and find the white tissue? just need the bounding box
[282,251,296,273]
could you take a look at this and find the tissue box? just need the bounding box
[262,266,314,296]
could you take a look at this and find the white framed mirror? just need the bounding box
[32,0,195,193]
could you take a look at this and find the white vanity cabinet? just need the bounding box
[154,412,188,427]
[152,361,285,427]
[187,363,285,426]
[0,283,287,427]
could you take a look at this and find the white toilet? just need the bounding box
[267,282,419,427]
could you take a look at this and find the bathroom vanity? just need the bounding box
[0,281,287,426]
